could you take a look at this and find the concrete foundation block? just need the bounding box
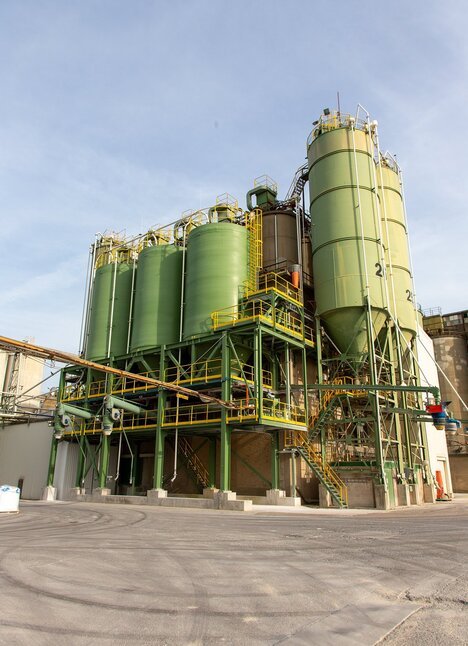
[203,488,219,499]
[147,489,168,505]
[92,488,111,499]
[396,484,411,507]
[266,489,301,506]
[374,484,391,510]
[318,484,332,508]
[409,484,424,506]
[41,486,57,501]
[214,491,252,511]
[68,487,84,500]
[423,483,437,503]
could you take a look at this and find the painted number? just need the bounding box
[375,262,383,277]
[406,289,413,302]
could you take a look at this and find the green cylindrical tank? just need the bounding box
[183,223,248,338]
[130,244,184,351]
[86,262,133,361]
[307,123,387,356]
[377,163,417,345]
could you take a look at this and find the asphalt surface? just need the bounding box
[0,499,467,645]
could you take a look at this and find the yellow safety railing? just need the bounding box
[111,371,161,395]
[164,358,272,389]
[244,272,303,305]
[253,174,278,192]
[212,300,314,346]
[262,398,306,425]
[163,403,223,427]
[283,429,348,506]
[308,377,367,428]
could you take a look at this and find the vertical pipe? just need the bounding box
[153,347,166,489]
[99,433,110,489]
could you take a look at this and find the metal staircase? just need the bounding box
[295,439,348,507]
[286,162,308,200]
[178,437,210,488]
[285,388,351,508]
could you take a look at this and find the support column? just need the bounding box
[316,317,327,465]
[47,437,59,487]
[270,433,280,490]
[153,392,166,490]
[220,332,231,491]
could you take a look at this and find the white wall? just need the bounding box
[417,326,453,494]
[0,420,52,498]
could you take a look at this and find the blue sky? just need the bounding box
[0,0,467,352]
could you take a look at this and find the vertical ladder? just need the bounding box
[246,209,263,296]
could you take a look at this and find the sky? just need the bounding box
[0,0,467,354]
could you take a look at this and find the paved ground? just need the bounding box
[0,498,467,645]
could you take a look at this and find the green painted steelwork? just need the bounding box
[86,263,133,361]
[130,244,184,351]
[183,223,248,338]
[307,126,386,356]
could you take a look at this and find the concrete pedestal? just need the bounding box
[396,484,411,507]
[266,489,301,507]
[147,489,168,505]
[318,484,332,508]
[214,491,252,511]
[423,483,437,503]
[41,486,57,501]
[92,488,111,499]
[409,484,423,506]
[203,488,219,499]
[374,484,391,510]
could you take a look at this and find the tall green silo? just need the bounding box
[183,223,248,339]
[130,244,184,351]
[307,119,387,357]
[377,162,417,345]
[86,262,133,361]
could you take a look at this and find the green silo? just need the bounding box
[86,262,133,361]
[377,162,417,345]
[130,244,184,351]
[183,223,248,339]
[307,121,387,357]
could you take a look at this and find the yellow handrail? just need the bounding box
[212,300,314,346]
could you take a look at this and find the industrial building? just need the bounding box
[4,107,459,510]
[423,308,468,491]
